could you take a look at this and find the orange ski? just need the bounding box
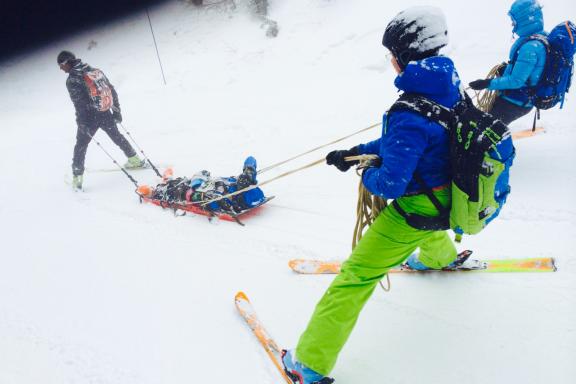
[235,292,292,384]
[511,127,545,140]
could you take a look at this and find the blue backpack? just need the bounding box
[526,21,576,109]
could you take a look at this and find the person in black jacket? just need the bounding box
[58,51,144,190]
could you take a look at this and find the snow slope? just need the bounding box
[1,0,575,383]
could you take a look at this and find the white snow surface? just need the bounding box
[1,1,575,383]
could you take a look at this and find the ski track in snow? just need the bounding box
[1,0,576,383]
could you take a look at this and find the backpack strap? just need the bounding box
[412,172,450,216]
[510,35,550,96]
[388,93,453,130]
[392,197,450,231]
[516,35,549,129]
[511,34,550,68]
[387,94,453,231]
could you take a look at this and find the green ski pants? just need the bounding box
[295,189,457,375]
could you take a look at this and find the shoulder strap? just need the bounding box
[388,93,453,130]
[388,93,454,215]
[511,34,550,65]
[527,34,550,51]
[412,172,450,215]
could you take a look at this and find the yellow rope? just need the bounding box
[352,179,387,248]
[196,122,382,207]
[199,158,326,207]
[474,63,506,112]
[198,123,382,207]
[258,122,381,174]
[348,155,390,292]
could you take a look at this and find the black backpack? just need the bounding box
[388,93,515,241]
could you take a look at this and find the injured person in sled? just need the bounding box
[137,156,266,214]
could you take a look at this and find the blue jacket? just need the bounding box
[488,0,547,107]
[358,56,461,199]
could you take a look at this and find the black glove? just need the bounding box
[111,106,122,123]
[469,79,491,91]
[326,146,360,172]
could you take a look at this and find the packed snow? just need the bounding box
[0,0,575,383]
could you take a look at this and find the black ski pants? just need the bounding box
[72,112,136,176]
[488,96,533,125]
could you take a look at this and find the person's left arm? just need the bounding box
[105,74,122,122]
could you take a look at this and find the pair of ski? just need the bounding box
[236,254,556,383]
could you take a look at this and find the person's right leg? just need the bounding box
[72,123,98,176]
[294,194,455,376]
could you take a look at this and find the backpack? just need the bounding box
[388,93,515,241]
[152,177,191,203]
[512,21,576,110]
[83,68,114,112]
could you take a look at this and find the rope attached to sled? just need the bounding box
[199,158,327,206]
[258,122,381,174]
[152,121,379,206]
[153,122,381,207]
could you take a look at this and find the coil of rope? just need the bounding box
[471,62,507,112]
[346,154,391,291]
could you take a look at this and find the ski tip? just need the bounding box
[235,291,249,302]
[551,257,558,272]
[288,260,299,270]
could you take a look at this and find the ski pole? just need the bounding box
[83,128,139,187]
[146,8,167,85]
[118,122,162,178]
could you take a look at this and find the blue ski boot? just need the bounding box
[281,350,334,384]
[237,156,258,189]
[404,250,473,271]
[243,156,257,175]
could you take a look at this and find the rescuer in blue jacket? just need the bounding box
[469,0,547,124]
